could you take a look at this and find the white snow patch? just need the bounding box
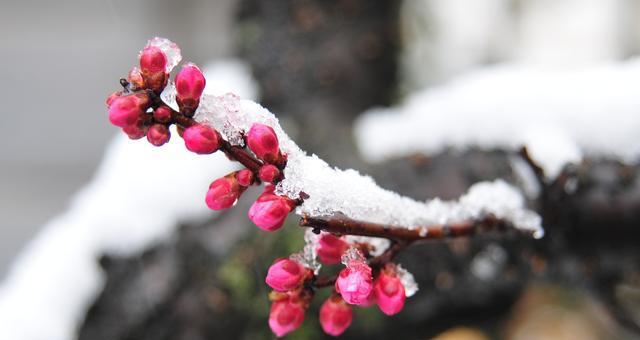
[355,60,640,178]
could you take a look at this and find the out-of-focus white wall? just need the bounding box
[0,0,235,277]
[400,0,640,92]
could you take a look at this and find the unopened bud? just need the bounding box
[108,93,149,128]
[236,169,254,187]
[265,258,308,292]
[374,264,406,315]
[247,123,280,163]
[183,124,221,154]
[320,295,352,337]
[205,174,244,210]
[175,63,206,115]
[139,46,168,92]
[258,164,280,183]
[248,186,296,231]
[146,124,170,146]
[153,106,173,123]
[268,293,306,337]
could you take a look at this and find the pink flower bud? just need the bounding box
[153,105,172,123]
[139,46,168,92]
[205,174,243,210]
[320,296,353,337]
[266,258,308,292]
[106,91,122,107]
[258,164,280,183]
[175,63,206,114]
[247,123,280,163]
[248,186,296,231]
[122,119,148,140]
[146,124,170,146]
[317,234,350,265]
[236,169,254,187]
[139,46,167,74]
[108,94,148,128]
[373,265,406,315]
[335,260,373,305]
[183,124,220,154]
[268,295,305,338]
[127,67,145,90]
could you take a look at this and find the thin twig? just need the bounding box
[300,214,527,242]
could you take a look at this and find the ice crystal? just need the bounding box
[145,37,182,73]
[396,264,418,297]
[290,229,321,274]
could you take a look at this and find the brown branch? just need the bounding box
[300,214,533,242]
[518,146,546,188]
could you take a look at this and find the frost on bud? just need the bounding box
[205,173,245,210]
[335,249,373,305]
[236,169,254,187]
[320,295,353,337]
[127,67,145,90]
[108,93,149,128]
[146,124,170,146]
[258,164,280,183]
[153,105,172,123]
[265,258,309,292]
[268,292,306,338]
[247,123,280,163]
[122,119,148,140]
[374,264,406,315]
[139,46,168,92]
[175,63,206,115]
[248,186,296,231]
[183,124,220,154]
[317,234,349,265]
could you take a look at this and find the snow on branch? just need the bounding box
[104,37,544,337]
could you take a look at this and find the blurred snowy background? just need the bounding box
[1,0,640,339]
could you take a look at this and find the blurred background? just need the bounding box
[1,0,640,339]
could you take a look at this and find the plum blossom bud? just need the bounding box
[320,295,353,337]
[122,119,148,140]
[108,93,149,128]
[175,63,206,115]
[335,250,373,305]
[236,169,254,187]
[205,174,244,210]
[146,124,170,146]
[374,264,406,315]
[139,46,167,74]
[153,105,172,123]
[127,67,145,90]
[247,123,280,163]
[266,258,308,292]
[139,46,168,92]
[317,234,349,265]
[258,164,280,183]
[106,91,122,107]
[248,186,296,231]
[183,124,220,154]
[268,293,306,337]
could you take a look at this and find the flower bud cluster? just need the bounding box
[108,37,413,338]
